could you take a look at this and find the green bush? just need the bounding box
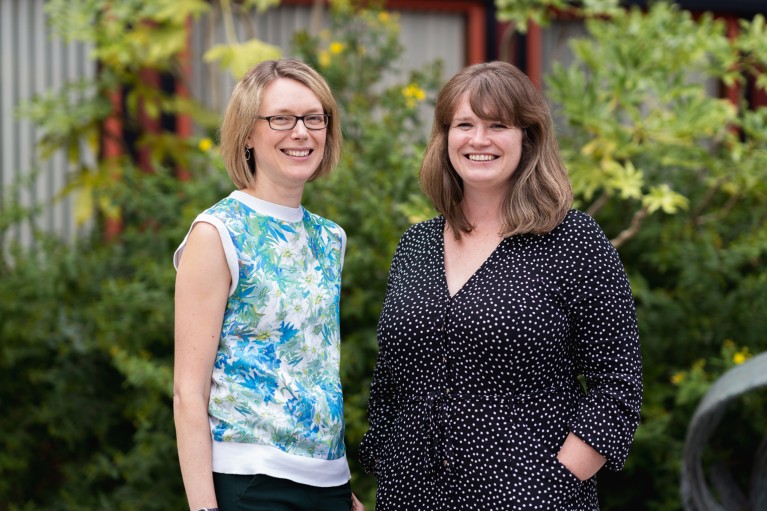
[0,163,228,510]
[0,3,439,510]
[4,1,767,510]
[499,2,767,509]
[295,7,441,506]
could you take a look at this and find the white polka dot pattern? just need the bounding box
[359,210,642,510]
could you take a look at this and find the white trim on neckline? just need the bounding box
[230,190,304,223]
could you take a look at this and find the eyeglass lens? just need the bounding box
[266,115,328,130]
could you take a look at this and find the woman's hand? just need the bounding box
[556,432,606,481]
[351,492,366,511]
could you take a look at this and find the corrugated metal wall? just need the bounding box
[541,19,588,75]
[189,4,318,116]
[0,1,465,246]
[188,4,464,120]
[0,0,95,248]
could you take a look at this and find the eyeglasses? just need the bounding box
[257,114,330,131]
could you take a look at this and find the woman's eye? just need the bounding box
[304,115,326,127]
[491,123,509,129]
[454,122,472,129]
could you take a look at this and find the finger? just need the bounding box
[351,493,366,511]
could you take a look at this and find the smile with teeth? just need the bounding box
[283,149,311,157]
[467,154,497,161]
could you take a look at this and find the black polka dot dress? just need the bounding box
[359,210,642,510]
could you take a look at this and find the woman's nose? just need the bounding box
[470,126,490,145]
[291,119,310,138]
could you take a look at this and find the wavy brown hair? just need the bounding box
[420,61,572,238]
[220,58,342,189]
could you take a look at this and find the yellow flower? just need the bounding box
[402,83,426,108]
[329,41,345,54]
[733,348,750,365]
[198,137,213,152]
[318,51,330,68]
[671,372,685,385]
[378,11,390,23]
[402,83,426,100]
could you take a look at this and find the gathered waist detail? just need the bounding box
[407,385,571,405]
[405,386,573,477]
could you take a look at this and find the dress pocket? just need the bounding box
[545,450,585,499]
[510,422,584,510]
[553,455,582,485]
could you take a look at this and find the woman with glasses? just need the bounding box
[359,61,642,510]
[173,58,363,511]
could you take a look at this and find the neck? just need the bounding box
[243,181,304,208]
[461,193,504,236]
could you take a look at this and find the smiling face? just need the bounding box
[246,78,327,195]
[447,94,523,196]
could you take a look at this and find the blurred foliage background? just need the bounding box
[1,0,766,510]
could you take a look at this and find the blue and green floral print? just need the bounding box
[205,197,346,461]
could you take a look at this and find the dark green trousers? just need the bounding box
[213,473,352,511]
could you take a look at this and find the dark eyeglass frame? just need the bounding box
[257,114,331,131]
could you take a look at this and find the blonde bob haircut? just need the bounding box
[420,61,572,239]
[220,58,342,189]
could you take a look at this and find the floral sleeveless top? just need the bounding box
[204,194,346,461]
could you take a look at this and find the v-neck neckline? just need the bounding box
[439,217,507,300]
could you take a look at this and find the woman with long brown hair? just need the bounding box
[360,61,642,510]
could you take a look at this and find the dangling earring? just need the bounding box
[245,147,255,173]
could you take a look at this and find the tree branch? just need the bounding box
[691,175,727,225]
[610,206,648,248]
[586,191,611,217]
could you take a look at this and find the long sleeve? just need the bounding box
[359,213,642,509]
[359,241,404,475]
[562,215,643,470]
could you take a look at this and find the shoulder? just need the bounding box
[399,216,443,246]
[204,196,245,221]
[554,209,603,234]
[184,222,226,259]
[304,208,342,231]
[302,209,347,245]
[537,209,626,274]
[385,216,443,266]
[174,220,229,273]
[515,209,615,263]
[544,209,611,247]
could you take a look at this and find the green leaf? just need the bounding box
[643,184,689,214]
[203,39,283,79]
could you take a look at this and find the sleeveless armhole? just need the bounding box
[338,226,348,270]
[173,213,239,296]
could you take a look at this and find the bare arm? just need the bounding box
[557,432,607,481]
[173,222,231,510]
